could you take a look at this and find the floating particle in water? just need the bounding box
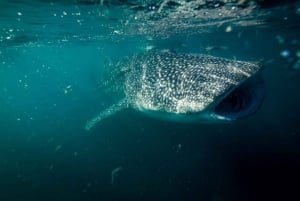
[63,85,72,94]
[54,145,62,152]
[17,12,22,16]
[63,11,67,15]
[17,118,21,121]
[297,8,300,15]
[113,30,121,35]
[296,51,300,58]
[280,50,290,58]
[148,5,156,11]
[111,166,122,185]
[145,45,154,51]
[292,59,300,70]
[225,26,232,32]
[73,152,78,157]
[174,143,182,153]
[205,45,228,51]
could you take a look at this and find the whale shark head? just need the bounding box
[125,51,264,122]
[213,75,265,121]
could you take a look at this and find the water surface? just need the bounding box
[1,1,300,201]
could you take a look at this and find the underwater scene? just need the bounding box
[1,0,300,200]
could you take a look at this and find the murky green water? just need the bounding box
[0,1,300,201]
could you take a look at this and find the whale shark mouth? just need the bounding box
[213,76,265,121]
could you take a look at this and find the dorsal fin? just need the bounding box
[85,98,128,131]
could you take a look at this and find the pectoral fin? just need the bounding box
[85,99,128,131]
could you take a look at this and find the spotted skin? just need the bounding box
[85,51,262,130]
[125,52,261,114]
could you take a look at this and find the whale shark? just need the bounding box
[85,51,264,130]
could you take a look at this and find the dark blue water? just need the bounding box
[1,0,300,201]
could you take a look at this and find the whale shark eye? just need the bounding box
[214,78,265,120]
